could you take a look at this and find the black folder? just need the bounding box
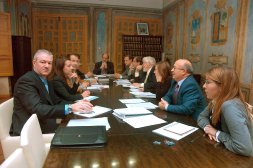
[51,126,107,148]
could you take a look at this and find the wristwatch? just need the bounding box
[68,104,73,113]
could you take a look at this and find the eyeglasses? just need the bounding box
[172,66,184,71]
[204,80,221,85]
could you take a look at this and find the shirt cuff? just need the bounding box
[216,130,220,142]
[165,104,169,110]
[64,104,69,115]
[140,83,144,88]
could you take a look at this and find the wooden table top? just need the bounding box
[44,80,253,168]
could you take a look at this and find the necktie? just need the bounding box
[42,78,49,93]
[144,72,149,83]
[172,84,179,104]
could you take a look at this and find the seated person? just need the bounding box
[67,53,93,79]
[10,49,93,136]
[154,61,172,100]
[115,55,133,79]
[198,67,253,156]
[132,56,157,93]
[158,59,206,120]
[93,53,114,75]
[129,56,144,83]
[51,57,90,102]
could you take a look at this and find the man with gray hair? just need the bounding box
[10,49,93,136]
[159,59,206,120]
[132,56,157,92]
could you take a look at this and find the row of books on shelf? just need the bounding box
[123,36,162,44]
[123,44,162,50]
[123,51,162,58]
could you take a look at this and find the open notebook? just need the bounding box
[51,126,107,148]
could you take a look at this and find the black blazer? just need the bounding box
[155,77,172,100]
[10,71,67,136]
[143,66,157,93]
[52,76,83,102]
[93,61,114,75]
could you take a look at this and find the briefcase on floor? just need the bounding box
[51,126,107,148]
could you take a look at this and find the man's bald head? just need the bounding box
[171,59,193,82]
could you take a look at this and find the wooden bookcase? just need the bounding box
[122,35,163,62]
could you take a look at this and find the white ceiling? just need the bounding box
[33,0,176,9]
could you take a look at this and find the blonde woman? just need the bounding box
[198,67,253,156]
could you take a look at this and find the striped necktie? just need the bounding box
[172,84,179,104]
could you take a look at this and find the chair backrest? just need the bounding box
[0,148,29,168]
[0,98,20,159]
[20,114,48,168]
[0,98,14,139]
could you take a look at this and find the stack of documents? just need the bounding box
[152,122,198,140]
[113,107,152,119]
[75,105,112,118]
[87,84,109,90]
[130,92,156,98]
[119,99,145,104]
[125,102,158,109]
[113,113,166,128]
[67,117,111,131]
[114,79,131,85]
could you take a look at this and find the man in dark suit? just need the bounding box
[159,59,206,120]
[68,53,93,79]
[114,55,133,79]
[10,49,93,136]
[93,53,114,75]
[132,56,157,93]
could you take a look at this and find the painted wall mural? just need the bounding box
[206,0,236,68]
[96,12,107,62]
[244,0,253,84]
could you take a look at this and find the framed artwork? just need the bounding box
[137,23,149,35]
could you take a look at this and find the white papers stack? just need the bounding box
[125,102,158,109]
[75,105,112,118]
[130,92,156,98]
[87,84,109,90]
[67,117,111,131]
[84,96,99,101]
[121,114,166,128]
[113,107,152,119]
[152,122,198,140]
[114,79,131,85]
[129,88,140,92]
[119,99,145,104]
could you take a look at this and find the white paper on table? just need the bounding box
[152,122,198,141]
[125,102,158,109]
[67,117,111,131]
[94,75,107,78]
[119,99,145,104]
[75,105,112,118]
[113,107,152,119]
[83,96,99,101]
[122,114,166,128]
[87,85,109,90]
[129,88,140,92]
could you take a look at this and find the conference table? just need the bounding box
[44,80,253,168]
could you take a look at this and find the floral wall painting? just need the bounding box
[210,0,233,45]
[191,11,201,45]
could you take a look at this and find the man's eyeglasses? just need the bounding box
[172,66,184,70]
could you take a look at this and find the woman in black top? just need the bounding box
[154,61,172,100]
[52,57,90,102]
